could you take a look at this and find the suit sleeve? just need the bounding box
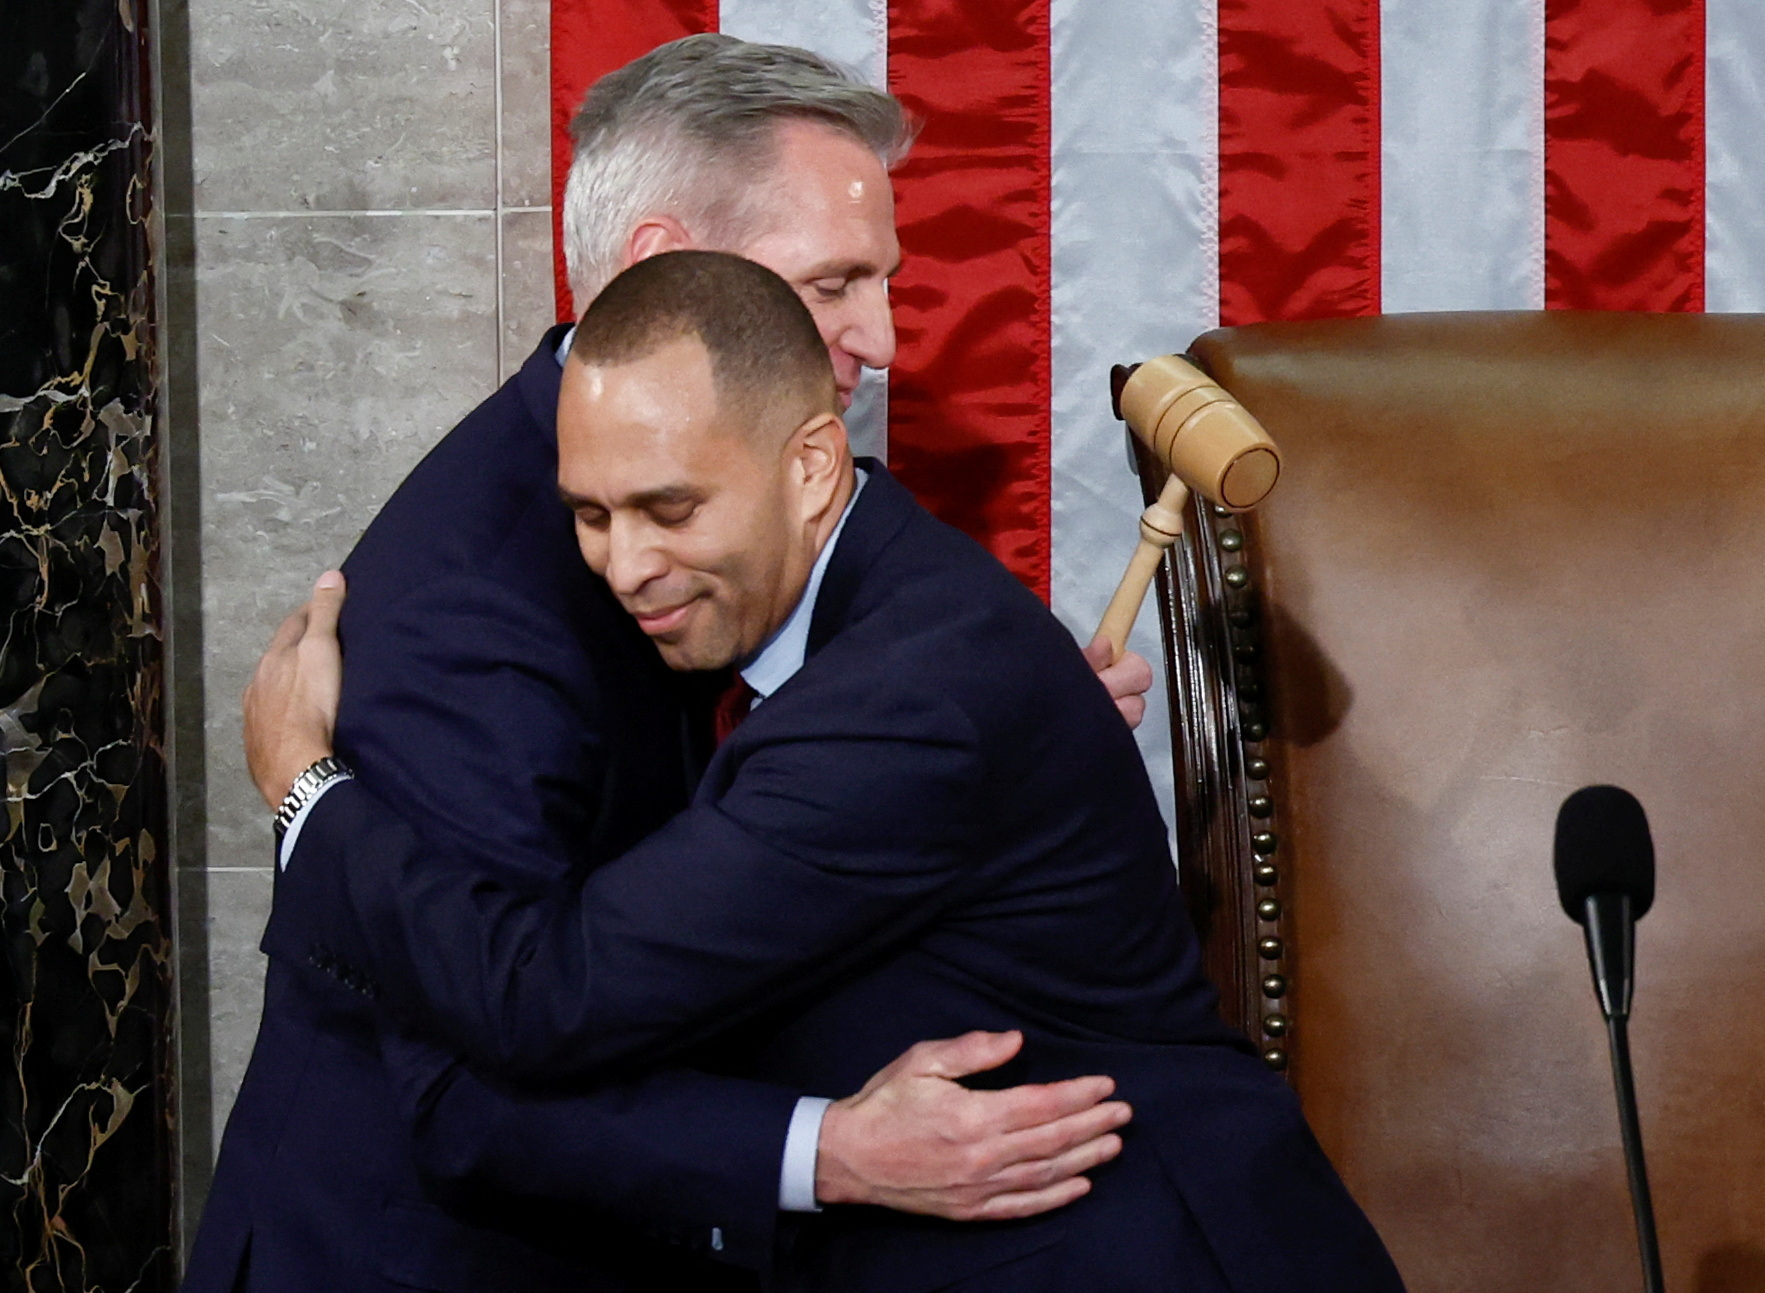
[379,1023,795,1271]
[266,647,991,1082]
[263,568,802,1264]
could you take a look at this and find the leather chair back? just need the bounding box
[1135,312,1765,1292]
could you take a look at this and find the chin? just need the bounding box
[654,638,736,674]
[652,642,698,672]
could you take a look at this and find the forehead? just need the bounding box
[558,335,736,490]
[739,120,898,271]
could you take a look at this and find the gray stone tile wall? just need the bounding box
[501,209,559,379]
[500,0,555,212]
[180,0,557,1221]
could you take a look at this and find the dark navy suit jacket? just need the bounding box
[266,454,1407,1292]
[184,329,802,1293]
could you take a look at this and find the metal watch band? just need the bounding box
[273,756,352,840]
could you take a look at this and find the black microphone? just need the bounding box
[1553,785,1664,1293]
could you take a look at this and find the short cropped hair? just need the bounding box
[570,251,837,436]
[561,33,913,307]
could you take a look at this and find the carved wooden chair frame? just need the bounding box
[1125,357,1289,1075]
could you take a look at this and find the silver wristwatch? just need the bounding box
[273,756,353,841]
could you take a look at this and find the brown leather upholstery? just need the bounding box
[1143,312,1765,1292]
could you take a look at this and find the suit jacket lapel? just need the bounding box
[806,460,920,659]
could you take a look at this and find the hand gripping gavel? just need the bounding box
[1094,355,1282,662]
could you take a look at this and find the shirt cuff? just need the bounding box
[277,773,351,871]
[778,1096,832,1212]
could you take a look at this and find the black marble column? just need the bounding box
[1,0,176,1287]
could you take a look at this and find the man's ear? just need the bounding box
[793,411,851,510]
[623,216,695,268]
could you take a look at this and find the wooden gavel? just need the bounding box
[1095,355,1282,662]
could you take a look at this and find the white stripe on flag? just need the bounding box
[720,0,890,458]
[718,0,885,88]
[1380,0,1545,311]
[1050,0,1220,835]
[1706,0,1765,311]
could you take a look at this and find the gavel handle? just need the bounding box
[1095,476,1190,664]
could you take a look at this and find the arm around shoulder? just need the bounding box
[270,674,992,1082]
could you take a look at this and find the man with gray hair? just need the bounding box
[184,34,1151,1293]
[563,34,903,452]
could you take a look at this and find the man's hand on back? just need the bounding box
[244,570,348,809]
[1083,636,1155,730]
[815,1029,1130,1221]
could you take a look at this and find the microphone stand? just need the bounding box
[1584,894,1665,1293]
[1604,1016,1663,1293]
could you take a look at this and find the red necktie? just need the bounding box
[713,677,756,746]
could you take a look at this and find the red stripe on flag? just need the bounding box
[886,1,1052,600]
[1544,0,1704,311]
[549,0,718,321]
[1217,0,1381,326]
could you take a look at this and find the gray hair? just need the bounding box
[561,33,913,309]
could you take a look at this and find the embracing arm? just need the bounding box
[379,1024,797,1269]
[266,671,987,1081]
[248,567,815,1262]
[251,573,1130,1230]
[255,561,995,1081]
[386,1024,1129,1243]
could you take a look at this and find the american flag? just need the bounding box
[551,0,1754,804]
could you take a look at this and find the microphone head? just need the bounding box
[1553,785,1655,923]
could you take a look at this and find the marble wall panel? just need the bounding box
[189,0,497,212]
[179,0,544,1221]
[192,211,498,1129]
[502,208,561,379]
[198,868,273,1144]
[0,0,176,1285]
[500,0,554,212]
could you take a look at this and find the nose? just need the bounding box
[599,518,669,600]
[823,279,895,387]
[845,278,895,370]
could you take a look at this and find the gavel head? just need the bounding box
[1115,355,1281,511]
